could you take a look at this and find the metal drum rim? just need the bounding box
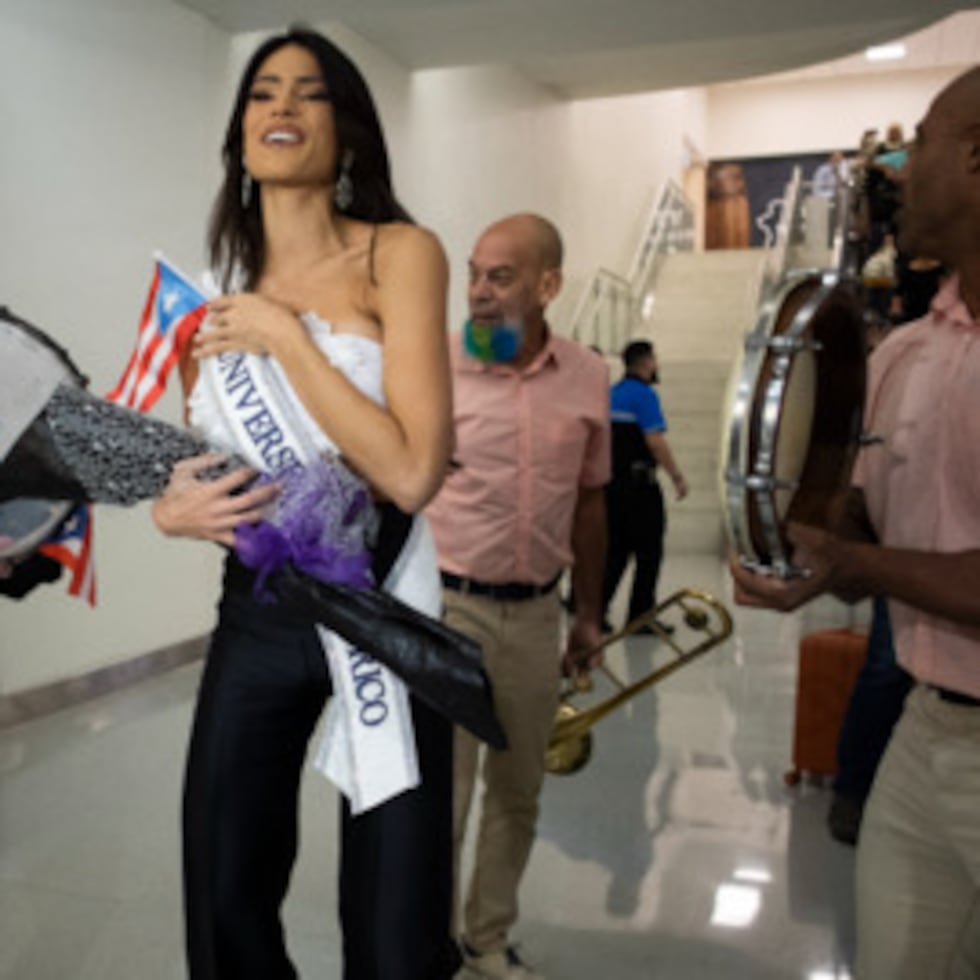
[724,268,841,572]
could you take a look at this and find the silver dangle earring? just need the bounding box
[334,149,354,211]
[241,164,253,209]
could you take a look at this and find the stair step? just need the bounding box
[639,249,767,368]
[672,452,723,488]
[664,416,725,450]
[658,386,729,417]
[656,252,758,554]
[665,508,726,555]
[571,248,773,555]
[653,248,764,272]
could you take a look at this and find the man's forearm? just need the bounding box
[832,487,878,543]
[646,432,683,484]
[570,487,606,623]
[840,541,980,628]
[823,487,877,601]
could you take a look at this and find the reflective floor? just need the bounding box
[0,556,866,979]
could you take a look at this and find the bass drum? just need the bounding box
[0,306,86,561]
[723,270,865,578]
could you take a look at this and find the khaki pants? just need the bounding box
[443,588,562,954]
[856,685,980,979]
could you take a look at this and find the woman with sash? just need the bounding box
[151,27,455,980]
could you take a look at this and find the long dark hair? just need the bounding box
[208,26,413,290]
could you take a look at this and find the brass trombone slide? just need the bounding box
[546,588,734,775]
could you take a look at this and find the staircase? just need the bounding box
[571,168,849,558]
[637,248,768,555]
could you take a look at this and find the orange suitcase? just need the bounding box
[784,627,868,786]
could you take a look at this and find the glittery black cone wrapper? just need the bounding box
[0,384,231,505]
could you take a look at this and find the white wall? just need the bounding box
[559,88,707,324]
[397,74,707,331]
[705,65,963,159]
[0,0,229,694]
[402,65,573,329]
[0,12,704,695]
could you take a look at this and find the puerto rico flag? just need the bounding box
[39,505,96,607]
[106,255,208,412]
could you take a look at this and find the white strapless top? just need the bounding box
[187,312,440,612]
[187,312,384,458]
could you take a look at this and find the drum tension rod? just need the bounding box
[726,473,800,492]
[744,335,824,354]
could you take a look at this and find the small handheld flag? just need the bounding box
[39,504,96,607]
[106,255,208,412]
[52,255,206,605]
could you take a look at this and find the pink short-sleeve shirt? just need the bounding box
[852,275,980,696]
[426,331,611,586]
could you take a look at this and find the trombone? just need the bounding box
[546,588,734,775]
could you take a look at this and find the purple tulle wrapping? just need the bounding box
[233,457,375,598]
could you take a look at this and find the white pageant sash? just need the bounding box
[199,350,315,477]
[197,344,420,814]
[314,629,420,815]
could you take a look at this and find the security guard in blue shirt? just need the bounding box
[602,340,688,631]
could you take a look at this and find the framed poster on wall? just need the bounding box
[705,152,831,249]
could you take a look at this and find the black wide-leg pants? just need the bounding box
[183,590,456,980]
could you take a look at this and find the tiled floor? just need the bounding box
[0,555,867,979]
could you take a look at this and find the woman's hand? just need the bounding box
[193,294,304,361]
[151,453,279,547]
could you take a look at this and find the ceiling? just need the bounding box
[174,0,971,98]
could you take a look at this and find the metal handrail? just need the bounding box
[830,174,861,281]
[757,165,803,303]
[629,179,695,295]
[570,179,695,351]
[758,165,859,304]
[568,267,633,353]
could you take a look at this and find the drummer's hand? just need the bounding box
[728,522,840,611]
[194,294,303,360]
[791,522,870,603]
[562,617,604,678]
[0,559,12,579]
[151,453,279,547]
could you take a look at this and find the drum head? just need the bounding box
[782,280,866,530]
[770,330,817,523]
[727,272,865,574]
[0,307,85,561]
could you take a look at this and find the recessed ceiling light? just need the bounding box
[865,43,907,62]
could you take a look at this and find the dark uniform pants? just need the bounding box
[602,477,666,624]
